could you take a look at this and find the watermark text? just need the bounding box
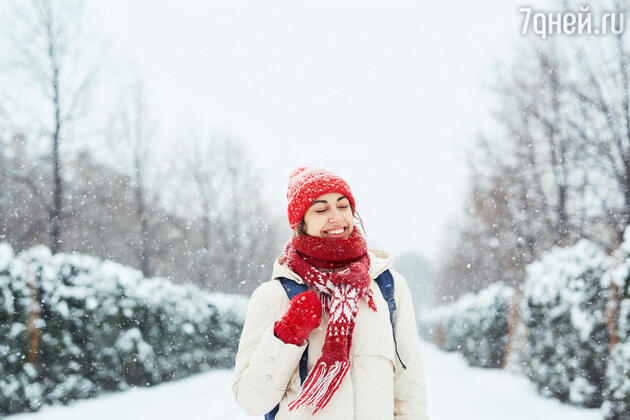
[520,5,625,39]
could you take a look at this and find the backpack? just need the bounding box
[264,269,406,419]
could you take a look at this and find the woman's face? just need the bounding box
[303,192,354,239]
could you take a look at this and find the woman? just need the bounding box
[232,167,429,419]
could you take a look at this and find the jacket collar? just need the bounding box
[271,248,393,285]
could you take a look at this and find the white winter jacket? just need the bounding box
[232,249,429,419]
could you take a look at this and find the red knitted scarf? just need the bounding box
[283,227,377,414]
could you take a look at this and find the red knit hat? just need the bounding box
[286,167,356,229]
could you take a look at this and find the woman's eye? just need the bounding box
[315,205,347,213]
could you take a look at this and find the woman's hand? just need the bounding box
[274,290,321,346]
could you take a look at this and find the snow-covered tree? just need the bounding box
[438,0,630,300]
[523,239,610,408]
[0,0,100,253]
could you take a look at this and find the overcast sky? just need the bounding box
[84,0,531,264]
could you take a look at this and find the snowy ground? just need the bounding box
[7,340,602,420]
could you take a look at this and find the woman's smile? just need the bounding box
[322,226,348,238]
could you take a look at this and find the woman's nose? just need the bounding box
[329,209,343,223]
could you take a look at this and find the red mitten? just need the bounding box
[274,290,321,346]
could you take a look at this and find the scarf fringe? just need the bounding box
[286,360,350,414]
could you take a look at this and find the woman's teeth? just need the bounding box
[325,228,345,235]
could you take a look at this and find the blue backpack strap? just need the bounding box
[265,277,310,420]
[278,277,310,383]
[278,276,309,298]
[374,269,407,369]
[264,405,278,420]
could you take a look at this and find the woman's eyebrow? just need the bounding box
[311,196,348,205]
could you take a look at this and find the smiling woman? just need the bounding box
[231,166,429,419]
[300,193,354,239]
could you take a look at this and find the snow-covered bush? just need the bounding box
[421,282,514,368]
[602,227,630,419]
[603,338,630,419]
[0,242,248,415]
[0,243,43,413]
[522,239,610,408]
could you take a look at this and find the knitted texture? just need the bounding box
[283,227,376,415]
[274,291,322,346]
[286,167,355,229]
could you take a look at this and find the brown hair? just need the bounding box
[294,204,367,239]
